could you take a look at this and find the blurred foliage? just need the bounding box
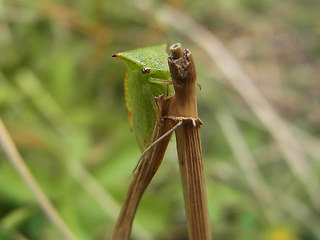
[0,0,320,239]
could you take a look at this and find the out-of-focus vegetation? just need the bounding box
[0,0,319,239]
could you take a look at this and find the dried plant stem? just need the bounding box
[112,97,173,240]
[168,43,211,240]
[0,118,77,240]
[175,120,211,240]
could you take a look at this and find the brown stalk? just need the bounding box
[167,43,211,240]
[112,96,173,240]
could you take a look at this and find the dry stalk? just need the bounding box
[166,43,211,240]
[112,96,173,240]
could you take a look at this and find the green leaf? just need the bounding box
[114,44,174,151]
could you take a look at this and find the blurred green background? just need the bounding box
[1,0,320,239]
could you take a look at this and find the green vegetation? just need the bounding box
[0,0,319,239]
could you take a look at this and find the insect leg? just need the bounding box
[134,120,182,173]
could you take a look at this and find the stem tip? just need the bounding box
[170,43,183,59]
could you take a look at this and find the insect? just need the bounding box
[113,44,174,151]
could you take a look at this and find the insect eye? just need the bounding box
[142,67,151,74]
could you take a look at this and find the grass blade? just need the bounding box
[0,118,77,240]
